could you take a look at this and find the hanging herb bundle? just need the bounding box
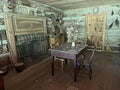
[111,10,114,16]
[108,22,113,29]
[115,18,119,27]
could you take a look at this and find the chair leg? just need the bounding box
[77,65,80,71]
[89,72,92,80]
[90,68,92,74]
[82,65,85,68]
[61,61,64,73]
[89,66,92,80]
[77,62,80,70]
[89,66,92,73]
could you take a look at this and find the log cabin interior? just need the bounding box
[0,0,120,90]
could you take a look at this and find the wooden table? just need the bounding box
[49,42,87,82]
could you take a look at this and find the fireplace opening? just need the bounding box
[16,33,49,67]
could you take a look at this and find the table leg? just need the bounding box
[52,56,54,76]
[74,58,77,82]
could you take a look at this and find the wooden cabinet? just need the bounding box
[4,13,47,64]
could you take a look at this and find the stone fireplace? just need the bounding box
[5,13,48,64]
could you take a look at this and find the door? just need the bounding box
[86,13,106,50]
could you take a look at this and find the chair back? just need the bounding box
[89,48,96,65]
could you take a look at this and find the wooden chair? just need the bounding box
[77,47,96,80]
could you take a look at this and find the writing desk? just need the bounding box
[50,42,87,82]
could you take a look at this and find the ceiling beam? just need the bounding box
[33,0,120,10]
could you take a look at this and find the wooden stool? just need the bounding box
[55,57,64,73]
[14,62,24,73]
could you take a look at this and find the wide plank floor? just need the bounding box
[4,52,120,90]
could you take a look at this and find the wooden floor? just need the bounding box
[3,52,120,90]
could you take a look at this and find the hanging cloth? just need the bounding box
[108,22,113,29]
